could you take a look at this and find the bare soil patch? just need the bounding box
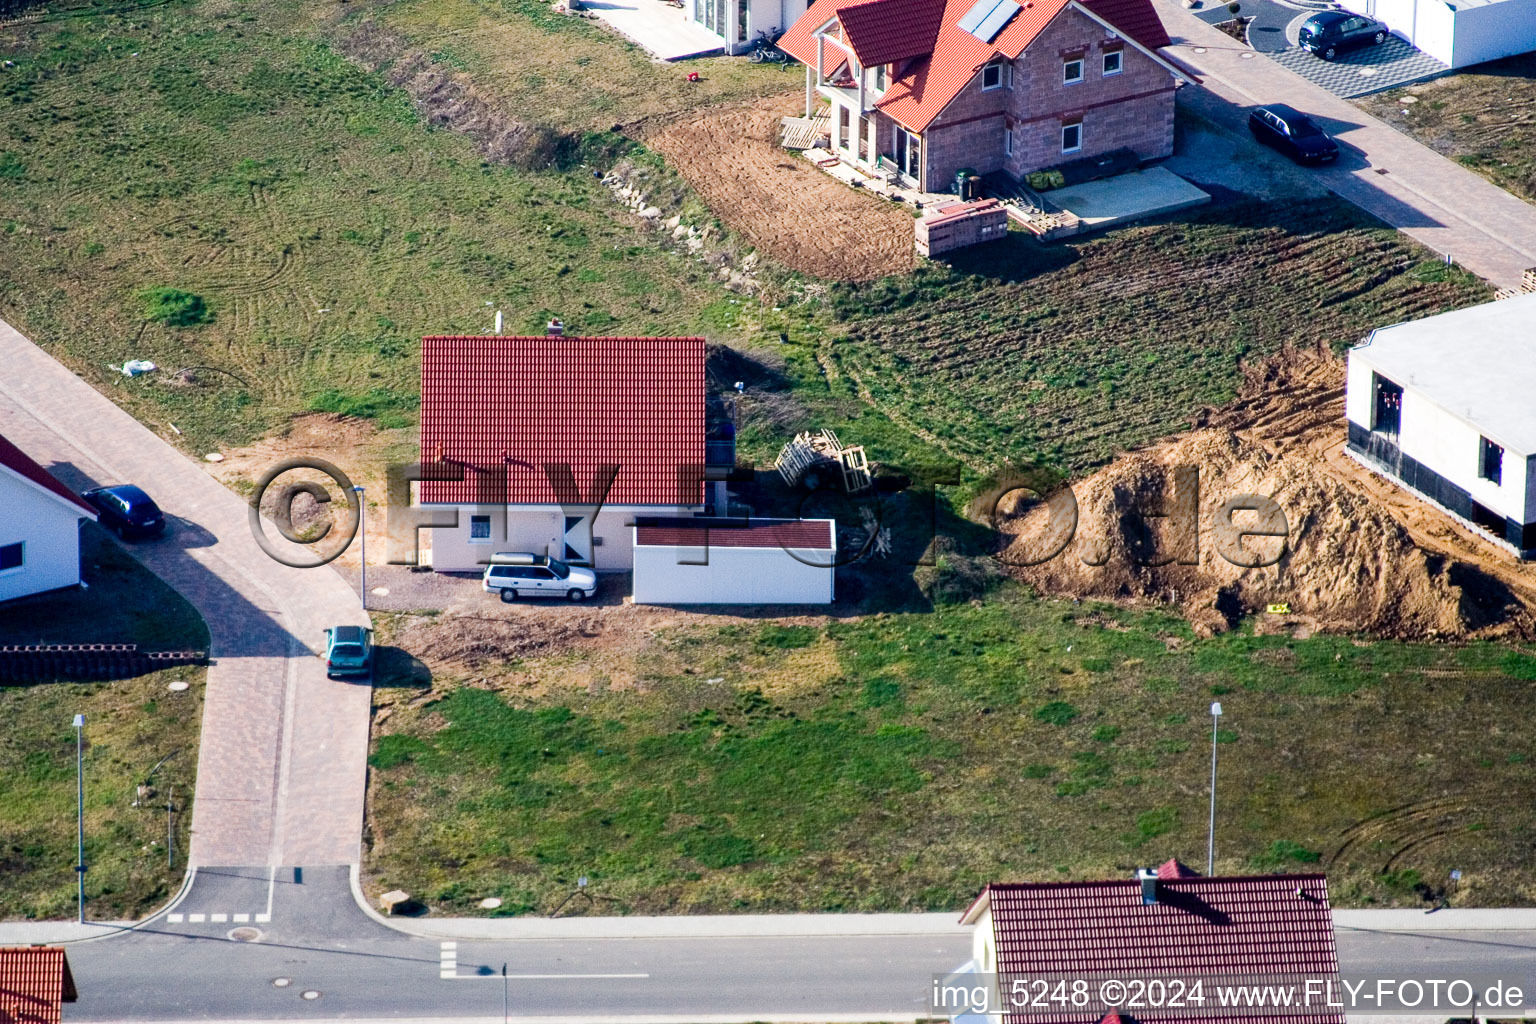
[1005,349,1536,640]
[640,96,918,282]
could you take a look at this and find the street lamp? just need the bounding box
[73,713,86,924]
[1207,701,1222,876]
[354,484,366,610]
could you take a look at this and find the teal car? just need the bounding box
[322,625,373,678]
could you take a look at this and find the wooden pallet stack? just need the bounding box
[914,198,1008,257]
[774,428,872,493]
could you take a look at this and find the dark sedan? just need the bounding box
[1248,104,1340,165]
[81,484,167,539]
[1297,10,1389,60]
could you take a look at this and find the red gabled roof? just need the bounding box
[0,947,78,1024]
[976,874,1343,1024]
[635,517,835,551]
[838,0,947,65]
[780,0,1173,133]
[0,433,97,517]
[419,336,706,506]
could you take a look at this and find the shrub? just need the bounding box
[1092,725,1121,743]
[310,387,419,428]
[1026,169,1066,191]
[138,287,212,326]
[916,552,1004,605]
[1034,700,1079,726]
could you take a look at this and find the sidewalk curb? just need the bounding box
[1334,908,1536,931]
[0,865,196,946]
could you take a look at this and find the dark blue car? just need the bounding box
[81,484,166,539]
[1298,11,1388,60]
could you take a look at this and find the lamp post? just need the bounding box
[502,962,509,1024]
[354,484,366,610]
[73,713,86,924]
[1207,701,1223,877]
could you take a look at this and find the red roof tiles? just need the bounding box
[0,947,78,1024]
[1158,857,1201,879]
[968,874,1343,1024]
[419,336,706,506]
[780,0,1173,133]
[0,433,97,517]
[635,517,835,551]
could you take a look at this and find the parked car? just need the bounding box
[482,552,598,602]
[323,625,373,678]
[1297,11,1388,59]
[1248,104,1340,165]
[80,484,166,539]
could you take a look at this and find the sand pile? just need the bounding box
[1001,429,1531,639]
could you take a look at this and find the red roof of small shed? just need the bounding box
[636,517,835,551]
[0,434,97,517]
[0,947,78,1024]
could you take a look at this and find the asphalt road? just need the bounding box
[57,868,1536,1022]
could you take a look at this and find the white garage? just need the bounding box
[631,517,836,605]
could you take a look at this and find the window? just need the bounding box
[469,514,492,541]
[1063,58,1084,84]
[737,0,747,41]
[0,542,21,573]
[1003,124,1014,157]
[1061,121,1082,153]
[1480,436,1504,485]
[981,61,1004,91]
[873,64,887,91]
[1102,49,1122,75]
[1372,374,1403,436]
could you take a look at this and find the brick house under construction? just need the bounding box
[777,0,1186,194]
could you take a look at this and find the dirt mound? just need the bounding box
[1003,428,1533,639]
[399,613,604,668]
[641,96,918,282]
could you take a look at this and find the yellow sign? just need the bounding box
[1266,603,1291,614]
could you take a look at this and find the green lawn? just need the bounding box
[364,591,1536,915]
[0,526,208,920]
[0,0,749,454]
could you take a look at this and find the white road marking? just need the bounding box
[233,913,250,923]
[440,940,458,978]
[188,913,206,923]
[444,973,651,981]
[264,865,276,920]
[211,913,228,922]
[166,913,183,923]
[255,913,272,923]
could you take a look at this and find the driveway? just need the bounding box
[1268,35,1450,97]
[0,318,370,871]
[1156,0,1536,291]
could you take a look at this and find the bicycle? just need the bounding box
[749,32,789,65]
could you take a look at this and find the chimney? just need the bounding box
[1137,867,1159,905]
[546,318,564,337]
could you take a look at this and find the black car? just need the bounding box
[1297,11,1388,60]
[81,484,167,539]
[1248,104,1340,165]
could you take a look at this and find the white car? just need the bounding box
[482,552,598,603]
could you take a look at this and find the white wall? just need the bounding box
[428,505,694,571]
[1447,0,1536,68]
[1341,0,1536,68]
[1350,351,1531,523]
[0,474,85,603]
[632,540,835,604]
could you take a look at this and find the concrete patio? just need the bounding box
[580,0,725,60]
[1047,167,1213,230]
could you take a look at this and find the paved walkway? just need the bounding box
[0,319,370,868]
[1268,37,1449,98]
[1155,0,1536,291]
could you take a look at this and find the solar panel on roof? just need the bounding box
[956,0,1003,35]
[972,0,1020,41]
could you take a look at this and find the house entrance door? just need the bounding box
[895,127,921,182]
[563,514,593,565]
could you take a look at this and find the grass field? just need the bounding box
[0,0,758,454]
[0,526,207,920]
[364,590,1536,916]
[1359,54,1536,204]
[821,201,1490,473]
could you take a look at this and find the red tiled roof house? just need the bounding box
[0,433,98,604]
[0,947,78,1024]
[418,329,725,572]
[958,861,1346,1024]
[777,0,1185,195]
